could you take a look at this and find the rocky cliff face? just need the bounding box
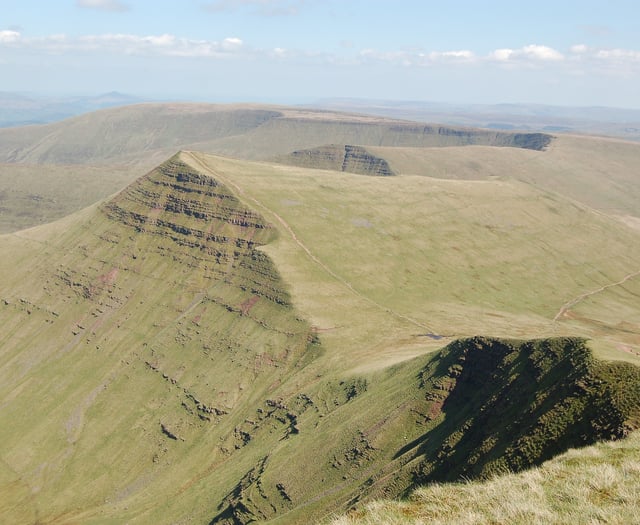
[281,144,396,176]
[102,157,282,299]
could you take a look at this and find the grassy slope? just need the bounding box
[0,163,148,233]
[0,157,321,523]
[0,104,285,165]
[1,148,639,523]
[186,151,640,366]
[369,134,640,219]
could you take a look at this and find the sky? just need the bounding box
[1,0,640,107]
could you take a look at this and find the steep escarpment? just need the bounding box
[277,144,395,176]
[331,340,640,525]
[403,337,640,485]
[103,157,276,284]
[95,155,315,397]
[225,116,553,159]
[203,337,640,523]
[0,153,322,524]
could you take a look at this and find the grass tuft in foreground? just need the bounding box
[333,430,640,525]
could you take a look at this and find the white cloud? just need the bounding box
[0,30,21,44]
[358,44,567,68]
[145,34,176,47]
[429,50,475,61]
[490,48,514,61]
[76,0,129,12]
[595,48,640,61]
[222,37,243,50]
[1,32,639,78]
[358,48,414,66]
[0,32,246,58]
[570,44,589,54]
[488,45,563,64]
[564,45,640,74]
[521,44,563,61]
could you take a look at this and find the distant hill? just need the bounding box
[313,98,640,141]
[0,103,551,166]
[2,103,640,236]
[0,91,145,127]
[0,103,552,232]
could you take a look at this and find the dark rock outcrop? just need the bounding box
[279,144,395,176]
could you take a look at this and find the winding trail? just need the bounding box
[183,151,436,333]
[554,269,640,321]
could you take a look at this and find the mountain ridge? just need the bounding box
[0,103,552,166]
[1,151,640,522]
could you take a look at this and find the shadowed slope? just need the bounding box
[405,338,640,484]
[333,428,640,525]
[204,337,640,524]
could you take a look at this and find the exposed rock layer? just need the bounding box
[280,144,396,176]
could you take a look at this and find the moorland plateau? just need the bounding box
[0,103,639,523]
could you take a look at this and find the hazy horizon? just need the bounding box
[2,1,640,109]
[4,90,640,113]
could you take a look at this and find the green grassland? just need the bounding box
[0,163,147,233]
[186,150,640,366]
[367,134,640,219]
[1,105,640,523]
[0,135,639,523]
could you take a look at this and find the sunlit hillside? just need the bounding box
[0,133,638,522]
